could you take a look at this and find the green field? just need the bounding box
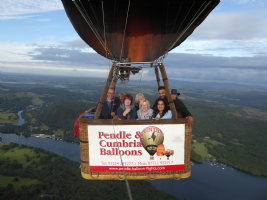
[31,117,37,124]
[57,129,64,134]
[0,112,19,123]
[0,145,45,190]
[0,146,45,165]
[0,175,42,190]
[31,98,44,105]
[40,123,49,130]
[191,142,209,159]
[203,139,225,146]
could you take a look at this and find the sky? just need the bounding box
[1,0,267,87]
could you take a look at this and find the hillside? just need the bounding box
[1,75,267,176]
[185,100,267,176]
[0,142,179,200]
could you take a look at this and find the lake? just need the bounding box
[0,133,266,200]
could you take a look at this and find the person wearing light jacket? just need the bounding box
[152,98,172,120]
[137,100,153,120]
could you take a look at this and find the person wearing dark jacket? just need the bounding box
[152,86,193,123]
[96,88,120,119]
[117,94,138,120]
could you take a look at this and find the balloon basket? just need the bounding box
[79,116,192,180]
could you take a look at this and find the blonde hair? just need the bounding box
[118,92,125,97]
[135,93,145,101]
[139,99,150,109]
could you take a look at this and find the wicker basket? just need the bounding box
[79,116,192,180]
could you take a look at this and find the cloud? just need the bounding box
[34,19,51,22]
[12,42,266,87]
[233,0,267,6]
[0,15,33,20]
[0,0,63,17]
[64,39,89,49]
[190,9,267,41]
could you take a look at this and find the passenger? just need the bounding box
[152,98,172,120]
[137,100,153,120]
[96,88,120,119]
[171,89,180,100]
[117,94,138,120]
[134,93,145,111]
[152,86,193,123]
[118,92,125,102]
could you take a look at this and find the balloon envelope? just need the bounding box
[140,126,164,156]
[62,0,220,62]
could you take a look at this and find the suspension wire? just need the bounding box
[156,0,183,63]
[111,64,133,200]
[133,68,144,98]
[78,1,105,43]
[165,1,169,34]
[170,1,183,38]
[74,1,113,56]
[124,82,128,94]
[111,121,133,200]
[112,0,117,34]
[101,0,109,76]
[106,64,132,200]
[87,0,105,37]
[167,1,211,52]
[166,1,195,52]
[120,0,131,61]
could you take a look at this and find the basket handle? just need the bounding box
[117,173,125,180]
[174,172,182,180]
[90,172,99,180]
[147,173,157,180]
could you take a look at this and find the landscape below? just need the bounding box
[1,74,267,179]
[0,143,179,200]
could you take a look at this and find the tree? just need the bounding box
[13,177,19,182]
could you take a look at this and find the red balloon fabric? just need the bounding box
[73,112,86,137]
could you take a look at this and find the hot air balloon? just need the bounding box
[163,149,174,160]
[156,144,165,160]
[64,0,220,180]
[140,127,164,160]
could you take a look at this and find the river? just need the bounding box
[13,110,25,125]
[0,133,266,200]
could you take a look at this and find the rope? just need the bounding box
[133,68,143,98]
[111,120,133,200]
[165,1,169,34]
[120,0,131,61]
[101,1,109,76]
[87,0,104,36]
[167,1,194,52]
[74,1,113,57]
[167,1,211,52]
[124,82,128,94]
[78,1,105,43]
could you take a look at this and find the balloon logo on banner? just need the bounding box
[140,126,164,160]
[156,144,165,160]
[162,149,174,160]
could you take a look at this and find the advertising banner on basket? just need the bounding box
[88,124,185,172]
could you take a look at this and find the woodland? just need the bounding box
[0,142,179,200]
[1,74,267,177]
